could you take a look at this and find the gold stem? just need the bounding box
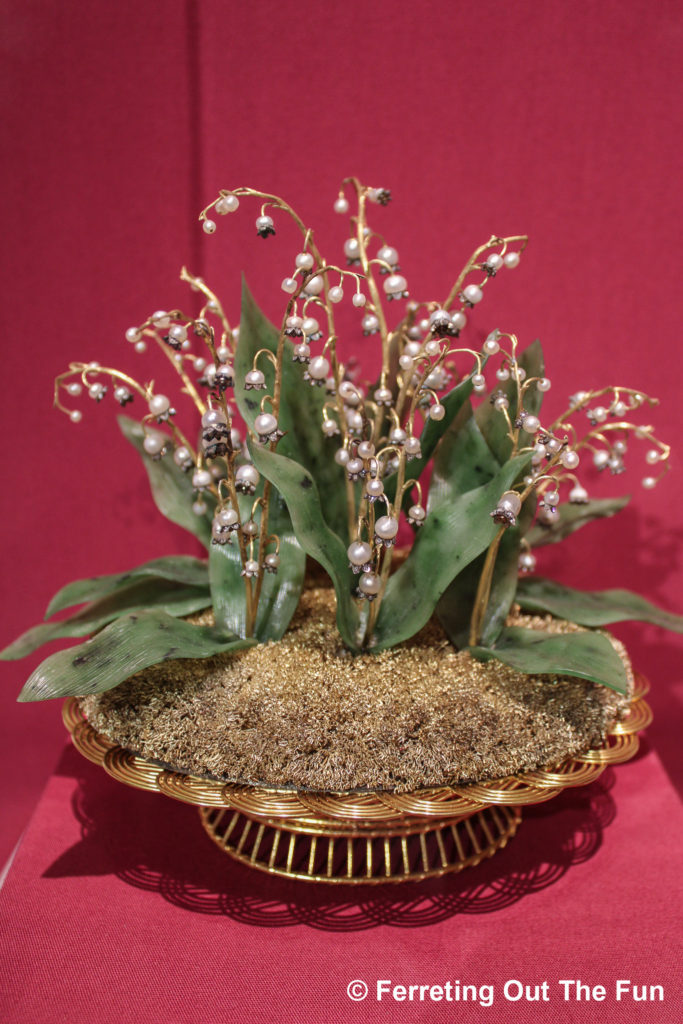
[468,528,505,647]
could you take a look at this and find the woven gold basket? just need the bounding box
[63,673,651,885]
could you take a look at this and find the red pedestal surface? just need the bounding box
[1,1,682,1017]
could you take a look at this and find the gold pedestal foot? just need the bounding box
[199,805,522,884]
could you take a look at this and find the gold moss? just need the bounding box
[79,588,631,793]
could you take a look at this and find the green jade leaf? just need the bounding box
[119,416,214,549]
[516,577,683,633]
[526,495,630,547]
[18,610,254,702]
[209,487,305,642]
[234,280,349,539]
[1,579,212,661]
[44,555,209,618]
[372,453,531,649]
[469,626,629,694]
[249,442,360,651]
[476,339,545,464]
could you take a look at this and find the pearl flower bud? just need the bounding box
[338,380,361,405]
[301,317,320,336]
[148,394,170,417]
[499,491,522,515]
[151,310,171,329]
[521,414,540,434]
[125,327,141,344]
[281,277,297,294]
[352,292,367,307]
[235,464,259,490]
[375,516,398,543]
[377,245,399,266]
[202,219,216,234]
[348,541,373,566]
[569,484,589,503]
[69,409,82,423]
[192,469,212,489]
[646,449,660,464]
[344,238,360,260]
[334,448,350,466]
[255,412,278,437]
[374,386,393,405]
[560,449,580,469]
[463,284,483,304]
[518,551,537,573]
[537,377,551,392]
[295,252,314,270]
[429,403,445,421]
[334,196,349,214]
[202,408,227,428]
[255,215,274,236]
[359,573,381,596]
[264,553,280,573]
[328,285,344,303]
[215,194,239,214]
[504,252,521,268]
[485,253,504,272]
[245,369,266,389]
[362,314,379,333]
[357,441,375,459]
[383,273,408,297]
[309,355,330,380]
[304,275,324,296]
[642,476,657,489]
[408,504,426,525]
[451,311,467,332]
[472,373,486,392]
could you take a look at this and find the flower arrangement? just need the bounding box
[5,177,682,703]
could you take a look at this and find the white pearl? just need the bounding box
[569,485,588,503]
[399,354,414,371]
[69,409,82,423]
[192,500,207,516]
[173,446,191,466]
[374,387,392,404]
[203,219,216,234]
[504,252,520,268]
[244,559,259,574]
[472,373,486,391]
[377,245,399,265]
[496,367,510,381]
[281,277,298,294]
[346,410,363,431]
[152,310,170,329]
[167,324,187,344]
[365,478,384,498]
[450,311,467,331]
[347,457,364,476]
[359,573,381,595]
[404,436,421,456]
[265,553,280,570]
[255,413,277,435]
[302,317,320,336]
[383,273,407,295]
[192,469,212,488]
[561,450,580,469]
[294,343,310,360]
[519,552,536,571]
[218,507,239,527]
[486,253,504,271]
[334,448,350,466]
[361,314,379,332]
[375,515,398,539]
[245,369,265,387]
[295,252,314,270]
[344,238,360,259]
[125,327,141,344]
[193,357,206,373]
[537,377,551,392]
[242,520,258,536]
[463,284,483,304]
[143,433,166,455]
[134,340,147,354]
[309,355,330,380]
[304,275,324,296]
[148,394,170,416]
[613,401,627,417]
[214,346,229,363]
[357,440,375,459]
[338,380,361,404]
[322,418,338,436]
[328,286,344,303]
[348,541,372,565]
[231,428,241,449]
[88,383,104,399]
[494,396,509,410]
[419,318,429,332]
[404,341,421,357]
[408,504,426,521]
[499,491,521,515]
[613,440,628,455]
[66,382,82,396]
[334,196,350,214]
[642,476,657,489]
[591,406,607,423]
[286,315,303,329]
[255,215,274,232]
[522,414,540,434]
[429,403,445,421]
[518,367,527,382]
[646,449,660,464]
[425,339,441,356]
[545,489,560,505]
[483,337,499,356]
[352,292,367,307]
[545,438,562,454]
[236,464,259,486]
[216,194,239,214]
[390,427,407,445]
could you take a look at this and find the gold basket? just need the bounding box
[63,673,651,885]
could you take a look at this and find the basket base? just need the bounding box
[199,804,522,884]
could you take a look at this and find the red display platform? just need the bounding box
[1,739,681,1024]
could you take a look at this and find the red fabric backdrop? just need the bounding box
[1,0,682,1005]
